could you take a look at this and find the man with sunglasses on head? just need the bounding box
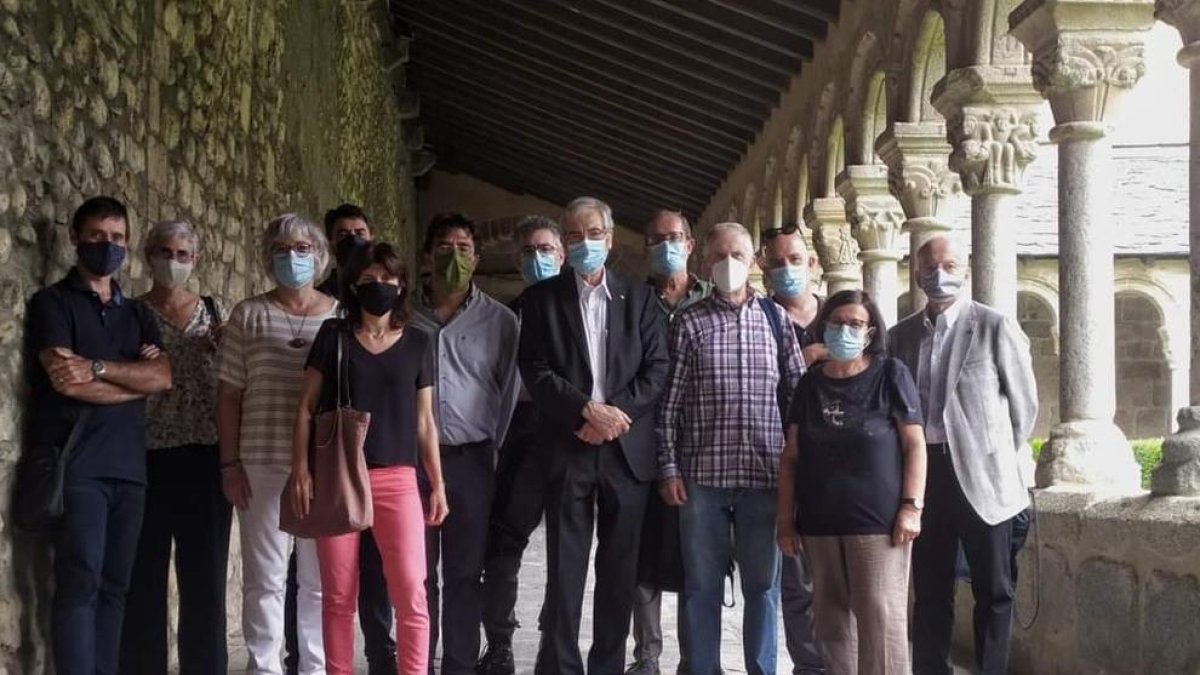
[758,222,826,675]
[626,210,713,675]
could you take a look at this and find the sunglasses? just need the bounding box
[762,223,802,240]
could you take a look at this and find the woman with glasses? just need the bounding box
[121,220,232,674]
[775,289,927,675]
[217,214,337,675]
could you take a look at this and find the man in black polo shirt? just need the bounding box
[26,196,173,675]
[759,223,825,675]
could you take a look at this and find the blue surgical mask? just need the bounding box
[824,325,868,362]
[520,251,561,284]
[567,239,609,276]
[768,265,808,299]
[648,241,688,278]
[919,268,965,303]
[273,252,316,289]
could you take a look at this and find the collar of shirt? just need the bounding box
[922,294,966,333]
[575,269,612,303]
[647,274,711,316]
[417,277,478,325]
[709,289,759,313]
[64,267,124,307]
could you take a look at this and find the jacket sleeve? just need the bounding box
[609,288,670,421]
[656,315,692,482]
[493,306,521,446]
[517,288,592,432]
[996,315,1039,451]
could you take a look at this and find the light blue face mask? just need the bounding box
[567,239,609,276]
[768,265,808,299]
[520,251,561,284]
[824,324,869,362]
[273,252,316,289]
[648,241,688,277]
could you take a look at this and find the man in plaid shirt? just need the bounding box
[657,222,804,675]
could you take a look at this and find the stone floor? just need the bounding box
[232,523,970,674]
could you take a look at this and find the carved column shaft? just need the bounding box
[1152,0,1200,495]
[838,165,906,325]
[808,197,861,295]
[1011,0,1155,490]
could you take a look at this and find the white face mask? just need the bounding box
[711,256,749,295]
[150,258,194,289]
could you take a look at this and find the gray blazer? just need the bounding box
[889,301,1039,525]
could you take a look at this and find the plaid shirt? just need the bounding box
[657,293,805,489]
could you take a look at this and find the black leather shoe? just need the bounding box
[625,659,661,675]
[476,644,516,675]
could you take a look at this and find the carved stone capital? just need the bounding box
[1010,1,1156,126]
[876,123,963,222]
[945,105,1041,194]
[835,165,906,254]
[808,197,861,277]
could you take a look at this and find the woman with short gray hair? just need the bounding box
[217,213,338,674]
[121,219,232,674]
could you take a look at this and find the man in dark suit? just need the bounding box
[519,197,670,675]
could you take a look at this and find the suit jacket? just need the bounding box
[517,268,670,482]
[888,300,1039,525]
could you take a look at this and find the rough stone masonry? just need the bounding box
[0,0,418,671]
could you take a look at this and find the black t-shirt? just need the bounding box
[306,319,433,468]
[26,269,164,484]
[789,294,825,348]
[787,356,922,536]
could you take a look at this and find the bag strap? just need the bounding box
[757,297,788,375]
[63,407,93,459]
[336,325,347,408]
[201,295,220,325]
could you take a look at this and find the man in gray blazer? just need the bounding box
[888,236,1038,675]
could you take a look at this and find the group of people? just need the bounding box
[26,193,1038,675]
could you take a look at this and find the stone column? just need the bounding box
[1011,0,1155,490]
[837,165,906,325]
[933,74,1042,319]
[1153,0,1200,495]
[876,122,964,313]
[808,197,862,295]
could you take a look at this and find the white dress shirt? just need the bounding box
[917,296,965,443]
[576,271,611,403]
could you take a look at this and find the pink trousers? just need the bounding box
[316,466,429,675]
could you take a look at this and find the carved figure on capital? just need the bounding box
[814,221,861,268]
[850,202,904,253]
[950,107,1038,193]
[1030,40,1145,96]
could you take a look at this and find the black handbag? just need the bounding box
[11,408,92,533]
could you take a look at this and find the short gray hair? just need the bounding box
[704,221,754,258]
[645,210,692,239]
[143,219,200,263]
[563,197,614,232]
[514,215,562,245]
[261,213,330,278]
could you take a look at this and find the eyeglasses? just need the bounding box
[827,319,871,332]
[564,228,609,245]
[271,242,315,257]
[646,232,689,246]
[762,223,802,240]
[152,247,196,263]
[521,244,559,256]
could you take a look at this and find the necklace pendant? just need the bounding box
[288,337,309,349]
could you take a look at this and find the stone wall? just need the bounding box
[952,489,1200,674]
[0,1,416,671]
[1018,291,1061,439]
[1115,292,1172,438]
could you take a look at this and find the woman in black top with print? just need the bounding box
[775,290,927,675]
[290,242,449,675]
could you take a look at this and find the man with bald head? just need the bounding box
[657,222,803,675]
[887,236,1038,675]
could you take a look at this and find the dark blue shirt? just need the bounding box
[26,269,163,483]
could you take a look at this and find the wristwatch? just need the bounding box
[91,359,107,380]
[901,497,925,511]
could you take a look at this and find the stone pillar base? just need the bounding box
[1151,407,1200,496]
[1037,419,1141,491]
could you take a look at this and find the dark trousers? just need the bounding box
[481,403,550,647]
[120,445,232,675]
[913,448,1015,675]
[781,553,824,674]
[53,477,146,675]
[285,528,396,675]
[536,442,651,675]
[421,441,496,675]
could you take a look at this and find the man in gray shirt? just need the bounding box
[411,213,520,675]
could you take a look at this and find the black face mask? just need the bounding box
[335,235,369,268]
[77,241,127,277]
[357,281,400,317]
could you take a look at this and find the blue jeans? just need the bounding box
[53,477,146,675]
[679,481,780,675]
